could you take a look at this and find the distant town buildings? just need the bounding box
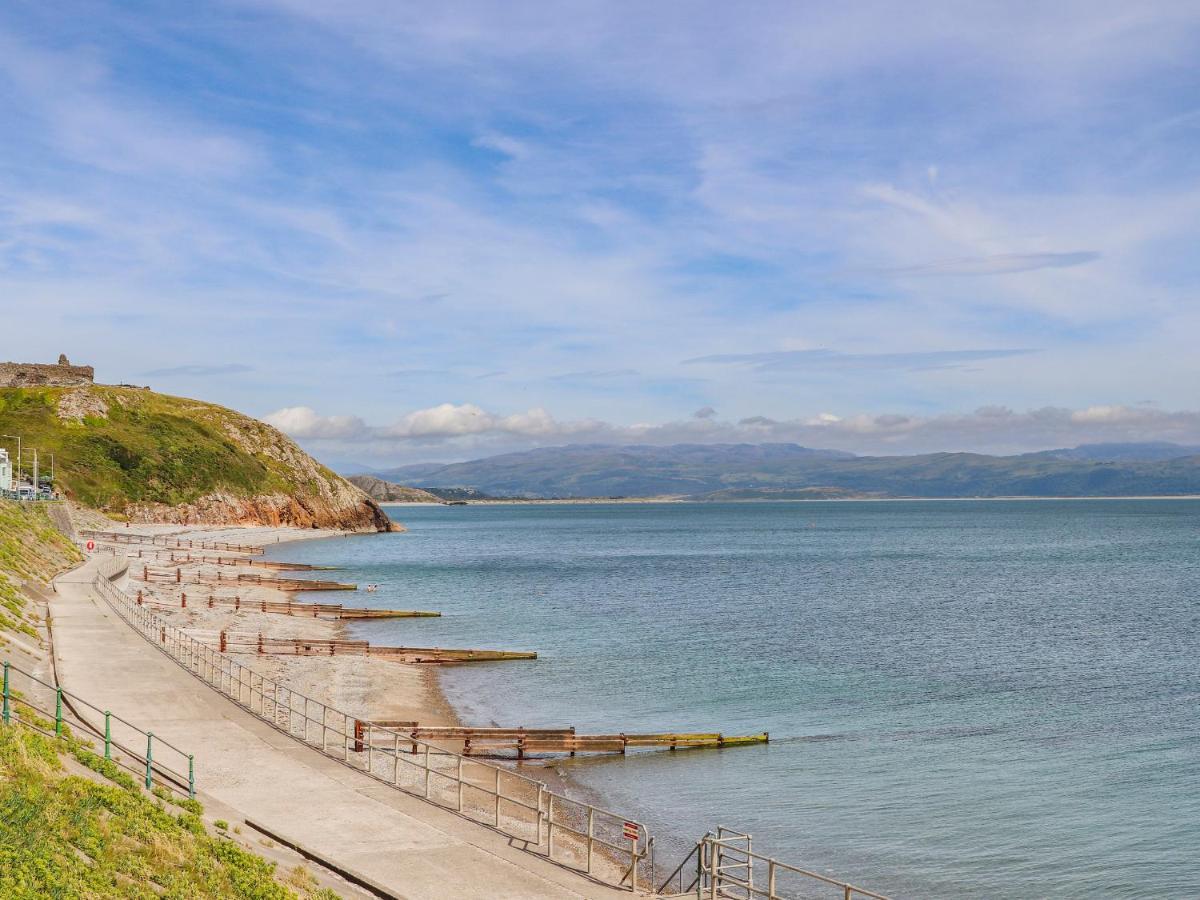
[0,447,11,492]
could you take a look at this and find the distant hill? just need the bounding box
[0,385,393,531]
[346,475,443,503]
[375,443,854,498]
[372,441,1200,499]
[1021,442,1200,462]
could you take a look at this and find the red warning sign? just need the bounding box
[623,822,639,841]
[85,540,96,552]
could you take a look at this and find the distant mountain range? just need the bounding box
[348,441,1200,499]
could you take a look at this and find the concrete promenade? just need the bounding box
[51,556,646,900]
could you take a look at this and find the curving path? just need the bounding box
[51,555,649,900]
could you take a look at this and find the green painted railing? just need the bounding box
[1,659,195,799]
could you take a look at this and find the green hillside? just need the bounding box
[0,386,390,530]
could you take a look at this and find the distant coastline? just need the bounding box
[381,493,1200,505]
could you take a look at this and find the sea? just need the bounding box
[267,500,1200,898]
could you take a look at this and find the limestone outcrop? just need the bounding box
[124,490,397,532]
[0,355,95,388]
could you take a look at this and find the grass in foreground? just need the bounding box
[0,723,337,898]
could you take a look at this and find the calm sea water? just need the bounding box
[269,500,1200,898]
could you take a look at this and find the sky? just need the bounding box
[3,1,1200,466]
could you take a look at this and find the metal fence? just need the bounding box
[1,659,195,799]
[82,529,264,554]
[658,828,889,900]
[1,490,61,502]
[92,555,654,891]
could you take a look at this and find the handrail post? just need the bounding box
[586,806,594,873]
[188,754,195,799]
[2,661,9,723]
[424,743,431,798]
[535,783,544,847]
[493,766,501,827]
[631,831,639,893]
[55,687,63,736]
[457,755,464,811]
[104,711,112,759]
[145,732,154,789]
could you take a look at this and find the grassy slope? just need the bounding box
[0,500,82,643]
[0,500,333,897]
[0,725,332,899]
[0,387,343,513]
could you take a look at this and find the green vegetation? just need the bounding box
[0,386,345,514]
[0,724,331,898]
[0,500,81,641]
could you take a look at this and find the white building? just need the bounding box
[0,447,11,492]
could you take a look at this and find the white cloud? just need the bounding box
[263,406,367,439]
[261,400,1200,463]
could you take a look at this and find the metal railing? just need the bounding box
[1,659,195,799]
[92,555,654,891]
[82,529,264,554]
[659,828,889,900]
[1,490,62,502]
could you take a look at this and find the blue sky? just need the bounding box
[3,1,1200,464]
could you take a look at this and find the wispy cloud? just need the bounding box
[683,349,1038,372]
[143,364,254,377]
[549,369,639,382]
[2,2,1199,436]
[871,252,1101,277]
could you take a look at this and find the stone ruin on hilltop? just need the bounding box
[0,354,95,388]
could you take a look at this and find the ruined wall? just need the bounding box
[0,356,94,388]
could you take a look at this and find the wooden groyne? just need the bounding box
[125,549,337,571]
[132,566,357,592]
[230,572,357,592]
[362,723,768,757]
[81,529,266,554]
[132,590,438,619]
[205,630,536,663]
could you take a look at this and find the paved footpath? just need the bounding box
[51,557,647,900]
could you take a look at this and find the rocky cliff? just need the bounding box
[346,475,444,503]
[0,354,94,388]
[0,385,395,532]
